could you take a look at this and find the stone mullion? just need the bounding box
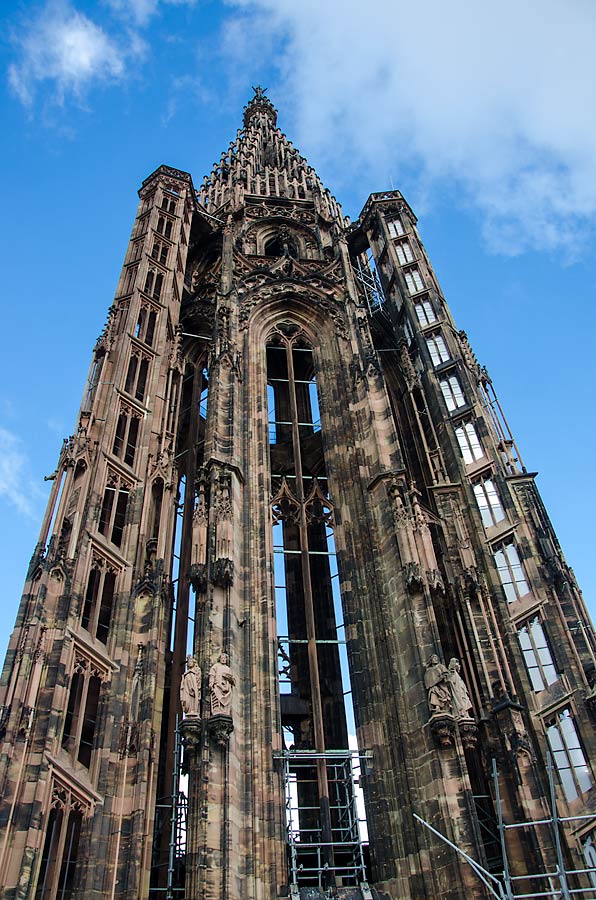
[45,796,71,900]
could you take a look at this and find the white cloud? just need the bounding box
[8,1,128,107]
[106,0,197,27]
[0,428,43,521]
[224,0,596,255]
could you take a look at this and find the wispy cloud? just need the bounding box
[0,428,44,521]
[106,0,197,28]
[224,0,596,255]
[8,1,132,107]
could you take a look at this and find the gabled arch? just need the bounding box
[242,218,323,260]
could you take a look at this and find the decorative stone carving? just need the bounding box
[180,656,202,718]
[459,719,478,750]
[17,706,34,738]
[180,717,203,773]
[150,443,175,490]
[245,202,315,225]
[429,714,456,747]
[405,561,423,593]
[424,655,452,716]
[425,654,476,748]
[208,714,234,748]
[209,653,235,717]
[427,568,445,596]
[447,658,473,718]
[238,280,349,339]
[458,330,484,383]
[214,472,233,560]
[189,562,208,594]
[399,339,420,390]
[585,681,596,706]
[461,566,480,596]
[212,557,234,587]
[508,727,533,762]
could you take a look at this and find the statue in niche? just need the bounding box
[180,656,201,718]
[209,653,236,716]
[448,658,473,718]
[215,478,233,560]
[424,654,452,716]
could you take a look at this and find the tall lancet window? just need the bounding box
[266,324,367,891]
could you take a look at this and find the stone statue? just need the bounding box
[208,653,236,716]
[448,657,473,718]
[180,656,201,718]
[424,654,452,715]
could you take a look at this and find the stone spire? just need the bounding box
[243,85,278,128]
[197,88,346,223]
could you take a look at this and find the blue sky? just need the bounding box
[1,0,596,662]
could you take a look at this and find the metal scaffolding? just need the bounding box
[280,748,370,893]
[150,718,187,899]
[415,755,596,900]
[352,253,386,315]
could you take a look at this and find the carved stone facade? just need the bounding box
[1,89,596,900]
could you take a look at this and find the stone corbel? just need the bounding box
[508,728,533,764]
[461,566,480,597]
[212,557,234,587]
[545,556,567,591]
[458,718,478,750]
[180,718,203,773]
[429,713,456,747]
[17,706,34,739]
[208,714,234,748]
[427,568,445,596]
[405,561,423,594]
[189,562,209,594]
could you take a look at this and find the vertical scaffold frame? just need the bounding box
[414,754,596,900]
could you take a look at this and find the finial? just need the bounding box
[243,85,277,129]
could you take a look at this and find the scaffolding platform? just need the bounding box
[280,748,371,896]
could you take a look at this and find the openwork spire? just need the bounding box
[197,88,346,223]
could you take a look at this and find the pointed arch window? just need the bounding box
[61,654,106,768]
[113,405,141,467]
[134,304,158,347]
[414,299,436,326]
[492,540,530,602]
[35,783,90,900]
[455,420,483,464]
[124,351,150,403]
[81,561,117,644]
[98,471,131,547]
[266,325,367,889]
[143,269,163,300]
[157,216,173,239]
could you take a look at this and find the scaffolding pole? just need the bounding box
[165,716,186,900]
[280,749,370,892]
[352,254,386,315]
[415,757,596,900]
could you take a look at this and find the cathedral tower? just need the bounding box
[2,89,596,900]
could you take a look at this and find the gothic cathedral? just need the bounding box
[2,89,596,900]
